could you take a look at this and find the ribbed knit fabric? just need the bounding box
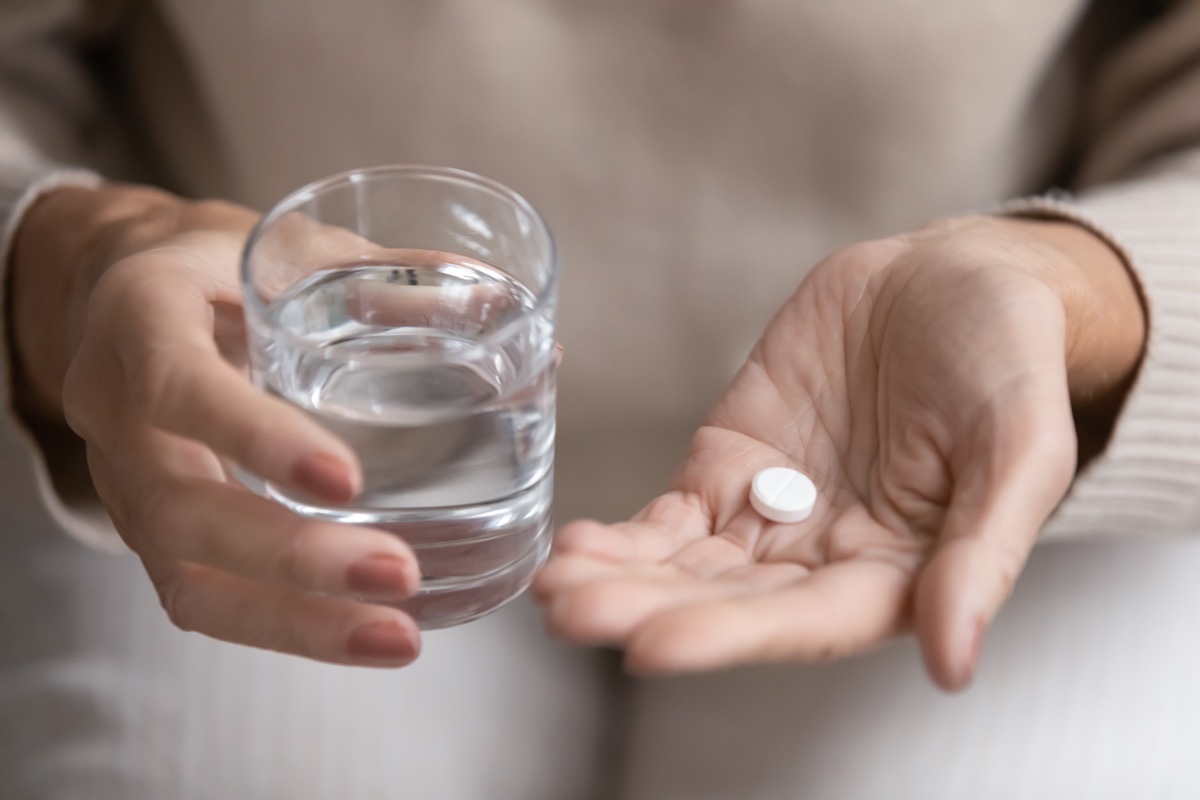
[0,0,127,548]
[0,166,115,550]
[4,1,1200,798]
[1007,166,1200,539]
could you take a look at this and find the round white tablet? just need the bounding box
[750,467,817,524]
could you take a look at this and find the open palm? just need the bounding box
[534,218,1084,691]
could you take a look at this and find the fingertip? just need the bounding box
[345,551,421,600]
[553,519,638,562]
[961,618,986,690]
[545,589,601,642]
[623,611,719,677]
[346,616,421,667]
[624,628,696,677]
[545,583,632,645]
[529,558,567,603]
[914,545,990,693]
[292,451,361,503]
[554,519,611,550]
[531,552,629,604]
[622,644,679,677]
[923,616,986,694]
[529,564,559,604]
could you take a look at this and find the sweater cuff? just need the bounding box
[1000,169,1200,539]
[1,163,124,551]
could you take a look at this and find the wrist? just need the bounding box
[998,216,1147,466]
[1001,217,1147,401]
[7,182,184,419]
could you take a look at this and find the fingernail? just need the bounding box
[347,621,418,664]
[347,554,416,598]
[293,452,357,502]
[959,618,986,690]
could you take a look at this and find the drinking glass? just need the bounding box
[240,165,557,628]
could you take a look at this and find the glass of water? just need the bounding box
[240,165,557,629]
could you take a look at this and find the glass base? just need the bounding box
[243,469,554,629]
[393,523,551,629]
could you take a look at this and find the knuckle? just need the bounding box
[126,345,180,413]
[86,448,134,531]
[189,198,233,215]
[152,568,198,632]
[85,269,211,422]
[134,480,176,541]
[225,411,272,462]
[188,198,241,218]
[182,199,258,233]
[88,259,137,309]
[88,259,163,330]
[552,520,604,553]
[61,358,97,438]
[126,344,211,429]
[270,521,321,589]
[91,194,183,262]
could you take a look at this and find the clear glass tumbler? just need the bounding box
[240,166,557,628]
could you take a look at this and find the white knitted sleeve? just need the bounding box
[1,0,124,549]
[1005,0,1200,538]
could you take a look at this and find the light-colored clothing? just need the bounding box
[2,0,1200,797]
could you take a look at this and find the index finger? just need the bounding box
[111,264,362,502]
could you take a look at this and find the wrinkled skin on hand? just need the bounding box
[536,216,1142,692]
[11,185,424,666]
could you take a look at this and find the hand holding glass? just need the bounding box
[241,166,557,628]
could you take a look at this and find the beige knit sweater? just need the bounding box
[6,3,1200,798]
[2,0,1199,547]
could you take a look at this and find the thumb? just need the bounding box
[913,408,1076,692]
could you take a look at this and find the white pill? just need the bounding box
[750,467,817,524]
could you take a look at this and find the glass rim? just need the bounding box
[240,164,557,314]
[239,165,557,367]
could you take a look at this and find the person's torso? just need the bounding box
[123,0,1110,519]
